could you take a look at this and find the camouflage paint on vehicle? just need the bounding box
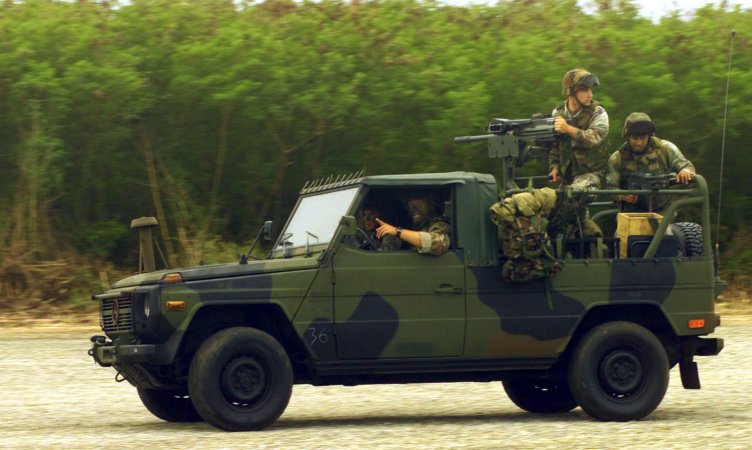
[89,170,723,428]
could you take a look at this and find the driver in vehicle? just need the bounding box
[349,203,402,251]
[375,190,451,256]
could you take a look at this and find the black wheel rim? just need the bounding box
[598,349,644,397]
[221,356,268,405]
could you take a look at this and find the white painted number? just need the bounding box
[307,327,329,346]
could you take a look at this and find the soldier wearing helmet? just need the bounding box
[549,69,610,192]
[375,190,451,256]
[605,112,695,212]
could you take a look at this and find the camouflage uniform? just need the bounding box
[606,130,695,213]
[499,216,553,282]
[345,205,404,251]
[378,234,403,251]
[415,215,451,256]
[549,101,610,189]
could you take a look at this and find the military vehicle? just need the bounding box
[89,120,723,431]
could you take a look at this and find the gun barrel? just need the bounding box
[453,134,495,143]
[627,172,678,190]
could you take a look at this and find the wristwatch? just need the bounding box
[395,227,402,239]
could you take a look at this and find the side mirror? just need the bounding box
[242,220,274,263]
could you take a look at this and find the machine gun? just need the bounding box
[627,172,678,191]
[454,115,566,190]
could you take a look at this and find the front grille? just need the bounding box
[101,295,134,333]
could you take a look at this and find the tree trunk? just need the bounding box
[206,104,232,235]
[139,125,176,266]
[7,100,57,257]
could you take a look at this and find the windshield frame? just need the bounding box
[269,185,361,258]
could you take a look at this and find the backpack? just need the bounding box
[490,192,561,283]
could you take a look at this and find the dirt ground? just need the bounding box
[0,312,748,449]
[1,294,747,449]
[716,289,752,315]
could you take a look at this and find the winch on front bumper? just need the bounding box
[88,335,157,367]
[88,335,179,389]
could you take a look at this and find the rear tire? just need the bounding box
[137,388,202,422]
[188,327,293,431]
[568,321,669,421]
[671,222,703,257]
[503,378,577,413]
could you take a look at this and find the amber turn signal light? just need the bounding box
[162,273,184,283]
[688,319,705,329]
[166,301,186,311]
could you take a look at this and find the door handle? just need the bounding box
[434,284,463,294]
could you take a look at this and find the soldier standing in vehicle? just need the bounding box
[374,191,451,256]
[606,112,695,213]
[549,68,610,191]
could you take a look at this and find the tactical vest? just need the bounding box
[553,100,608,177]
[616,137,670,186]
[617,138,672,212]
[553,100,601,133]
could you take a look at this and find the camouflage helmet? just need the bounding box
[622,112,657,138]
[561,69,600,97]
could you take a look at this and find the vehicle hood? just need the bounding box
[110,257,321,289]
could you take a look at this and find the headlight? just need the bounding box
[144,299,151,319]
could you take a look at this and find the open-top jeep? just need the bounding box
[90,124,723,431]
[89,173,724,430]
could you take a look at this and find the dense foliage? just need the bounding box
[1,0,751,306]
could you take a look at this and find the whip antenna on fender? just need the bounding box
[715,29,736,276]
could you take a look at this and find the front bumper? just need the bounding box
[89,335,157,367]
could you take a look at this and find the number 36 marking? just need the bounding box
[307,327,329,346]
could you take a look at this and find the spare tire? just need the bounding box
[670,222,703,257]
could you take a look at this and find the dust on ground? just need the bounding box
[715,289,752,316]
[0,308,100,334]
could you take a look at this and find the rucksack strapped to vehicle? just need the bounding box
[490,188,560,283]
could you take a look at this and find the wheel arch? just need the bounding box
[178,303,311,382]
[556,303,680,371]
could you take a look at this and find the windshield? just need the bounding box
[278,186,360,249]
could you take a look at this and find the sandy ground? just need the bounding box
[0,315,747,449]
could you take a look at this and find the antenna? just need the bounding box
[715,30,736,276]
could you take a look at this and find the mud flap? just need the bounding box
[679,360,700,389]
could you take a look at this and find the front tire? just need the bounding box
[188,327,293,431]
[503,378,577,413]
[568,321,669,421]
[137,388,202,422]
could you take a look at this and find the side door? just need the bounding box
[332,246,466,359]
